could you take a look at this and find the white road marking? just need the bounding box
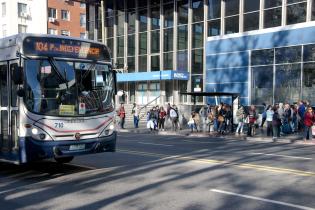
[249,152,312,160]
[210,189,315,210]
[137,142,173,147]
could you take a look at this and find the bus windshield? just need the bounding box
[24,59,115,116]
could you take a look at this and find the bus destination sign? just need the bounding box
[23,36,111,61]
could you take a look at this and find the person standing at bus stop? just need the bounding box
[118,103,126,129]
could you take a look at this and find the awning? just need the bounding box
[117,70,189,82]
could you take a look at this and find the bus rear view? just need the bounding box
[0,34,117,164]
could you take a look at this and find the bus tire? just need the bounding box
[54,156,74,164]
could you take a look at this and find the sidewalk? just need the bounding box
[117,124,315,145]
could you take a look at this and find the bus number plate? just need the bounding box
[69,144,85,151]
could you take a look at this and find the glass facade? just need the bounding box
[88,0,315,105]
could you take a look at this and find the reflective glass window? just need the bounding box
[208,0,221,19]
[151,30,160,53]
[151,55,160,71]
[275,64,301,103]
[128,57,135,73]
[225,0,239,16]
[128,35,135,56]
[151,7,160,30]
[164,3,174,27]
[252,66,274,105]
[164,28,173,52]
[286,3,307,25]
[225,16,239,34]
[139,32,147,55]
[287,0,305,4]
[264,8,282,28]
[0,63,8,106]
[304,44,315,62]
[116,57,124,69]
[191,49,203,74]
[116,10,125,36]
[244,0,260,12]
[251,49,274,66]
[191,75,203,101]
[178,25,188,50]
[139,55,147,72]
[117,36,124,57]
[192,23,203,49]
[107,38,113,57]
[106,12,114,38]
[128,11,136,34]
[275,46,301,64]
[208,19,220,36]
[192,0,204,22]
[178,0,188,25]
[177,50,188,71]
[303,63,315,104]
[244,12,259,32]
[139,9,148,32]
[164,52,173,70]
[264,0,282,9]
[312,0,315,20]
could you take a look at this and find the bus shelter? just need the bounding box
[180,92,240,132]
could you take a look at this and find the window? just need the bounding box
[225,0,239,34]
[128,11,136,34]
[2,2,6,17]
[151,30,160,53]
[264,7,282,28]
[177,50,188,71]
[151,6,160,30]
[244,0,260,12]
[208,19,220,36]
[265,0,282,9]
[275,46,302,64]
[225,0,239,16]
[117,36,124,57]
[128,35,135,56]
[139,55,147,72]
[61,10,70,21]
[80,14,86,27]
[208,0,221,20]
[313,0,315,20]
[192,0,204,22]
[139,9,148,32]
[18,3,27,17]
[303,63,315,103]
[116,9,124,36]
[139,32,147,54]
[164,28,173,52]
[80,33,86,39]
[80,3,86,8]
[252,66,274,105]
[178,0,189,25]
[18,24,27,33]
[191,49,203,74]
[2,24,6,37]
[244,0,260,32]
[164,2,174,27]
[225,16,239,34]
[251,49,274,66]
[178,25,188,50]
[304,44,315,62]
[48,8,57,18]
[192,23,203,49]
[127,57,135,73]
[151,55,160,71]
[60,30,70,36]
[164,52,173,70]
[286,2,307,25]
[48,28,57,35]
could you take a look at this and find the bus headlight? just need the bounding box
[100,122,115,137]
[31,127,52,141]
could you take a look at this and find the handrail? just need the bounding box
[139,95,161,111]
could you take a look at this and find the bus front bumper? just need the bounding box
[24,132,117,162]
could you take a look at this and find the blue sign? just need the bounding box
[117,70,189,82]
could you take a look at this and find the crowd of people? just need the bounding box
[117,100,315,141]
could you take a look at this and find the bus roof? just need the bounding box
[0,33,111,62]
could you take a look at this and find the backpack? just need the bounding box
[170,108,178,118]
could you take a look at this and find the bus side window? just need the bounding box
[10,63,19,107]
[0,63,8,107]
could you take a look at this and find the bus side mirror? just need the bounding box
[17,88,25,97]
[12,66,23,85]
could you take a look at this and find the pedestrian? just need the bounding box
[199,106,208,132]
[188,112,196,132]
[272,106,281,139]
[303,107,315,142]
[261,103,267,127]
[158,106,166,131]
[132,103,140,128]
[118,103,126,129]
[298,100,306,132]
[266,105,274,136]
[247,105,257,137]
[169,105,179,131]
[217,105,226,134]
[235,105,245,135]
[194,109,201,132]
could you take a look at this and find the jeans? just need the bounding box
[120,117,125,129]
[266,121,273,136]
[272,124,280,138]
[158,118,165,129]
[213,119,218,131]
[236,122,244,134]
[304,125,312,140]
[133,116,139,128]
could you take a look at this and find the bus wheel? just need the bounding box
[54,156,74,164]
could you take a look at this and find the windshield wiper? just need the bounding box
[47,57,68,86]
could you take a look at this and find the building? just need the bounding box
[85,0,315,106]
[47,0,87,38]
[0,0,47,38]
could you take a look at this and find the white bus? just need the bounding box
[0,34,117,164]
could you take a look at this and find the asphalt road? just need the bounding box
[1,133,315,210]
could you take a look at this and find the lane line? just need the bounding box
[137,142,173,147]
[210,189,315,210]
[249,152,312,160]
[118,149,315,177]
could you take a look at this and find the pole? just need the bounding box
[101,0,105,44]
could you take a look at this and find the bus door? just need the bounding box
[0,62,19,154]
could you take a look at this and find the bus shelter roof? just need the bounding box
[180,92,240,97]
